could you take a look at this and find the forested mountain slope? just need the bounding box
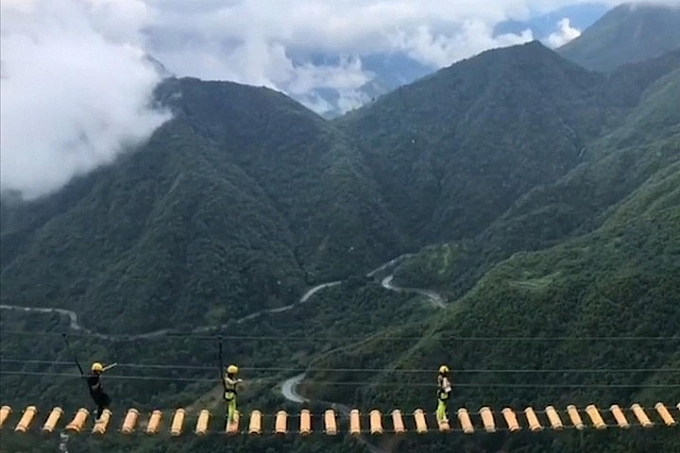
[335,42,678,247]
[0,81,405,334]
[312,160,680,407]
[8,41,673,335]
[390,57,680,298]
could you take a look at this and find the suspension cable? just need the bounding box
[1,329,678,342]
[1,358,679,375]
[1,370,678,388]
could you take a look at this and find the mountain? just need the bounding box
[558,3,680,72]
[2,42,680,453]
[304,53,680,453]
[312,158,680,452]
[296,4,610,118]
[0,78,406,335]
[4,40,649,335]
[301,3,612,118]
[387,49,680,297]
[335,40,655,247]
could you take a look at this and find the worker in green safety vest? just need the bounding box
[436,365,452,423]
[222,364,242,423]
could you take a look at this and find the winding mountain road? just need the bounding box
[281,373,307,403]
[0,255,443,341]
[275,270,445,453]
[381,275,446,309]
[0,281,343,341]
[279,272,446,404]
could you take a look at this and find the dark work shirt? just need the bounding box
[87,375,102,394]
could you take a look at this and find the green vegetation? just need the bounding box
[2,40,680,452]
[558,3,680,73]
[391,71,680,299]
[0,83,405,334]
[327,160,680,408]
[336,41,625,245]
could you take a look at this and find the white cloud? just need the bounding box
[140,0,680,65]
[138,0,680,112]
[388,22,534,68]
[0,0,171,200]
[142,0,537,75]
[81,0,153,45]
[546,18,582,47]
[137,0,542,116]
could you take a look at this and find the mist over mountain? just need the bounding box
[494,3,607,40]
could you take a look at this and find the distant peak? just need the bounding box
[623,1,680,10]
[557,1,680,72]
[474,40,549,59]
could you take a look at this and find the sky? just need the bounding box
[2,0,680,199]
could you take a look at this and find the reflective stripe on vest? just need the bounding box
[224,378,237,399]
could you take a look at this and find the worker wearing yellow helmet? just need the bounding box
[222,364,242,423]
[436,365,452,423]
[87,361,116,420]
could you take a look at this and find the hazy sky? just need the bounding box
[1,0,679,199]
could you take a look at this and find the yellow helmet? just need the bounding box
[439,365,449,374]
[91,362,103,372]
[227,364,238,374]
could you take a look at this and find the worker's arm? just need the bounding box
[443,377,452,393]
[224,376,242,386]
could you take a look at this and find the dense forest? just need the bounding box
[1,29,679,453]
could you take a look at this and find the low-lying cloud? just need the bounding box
[389,22,534,68]
[546,18,582,47]
[0,0,170,200]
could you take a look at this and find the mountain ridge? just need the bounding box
[559,2,680,72]
[334,41,671,246]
